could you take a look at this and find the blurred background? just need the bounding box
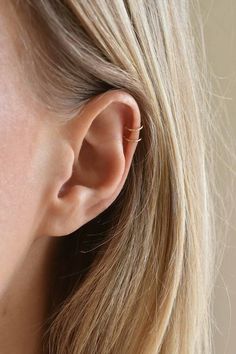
[198,0,236,353]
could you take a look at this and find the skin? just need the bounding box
[0,3,141,353]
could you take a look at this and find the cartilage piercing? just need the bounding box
[123,124,143,142]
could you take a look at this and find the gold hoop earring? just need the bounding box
[123,124,143,142]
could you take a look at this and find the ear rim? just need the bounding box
[36,89,142,238]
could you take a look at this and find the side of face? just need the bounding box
[0,2,141,296]
[0,3,61,295]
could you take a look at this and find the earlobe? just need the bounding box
[40,89,142,238]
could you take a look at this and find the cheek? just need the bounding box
[0,7,53,296]
[0,103,40,225]
[0,104,45,295]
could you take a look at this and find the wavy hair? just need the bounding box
[10,1,216,353]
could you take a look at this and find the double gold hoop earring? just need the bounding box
[123,124,143,143]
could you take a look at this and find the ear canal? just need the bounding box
[58,164,78,198]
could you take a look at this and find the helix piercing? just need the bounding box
[123,124,143,142]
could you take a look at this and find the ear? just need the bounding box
[39,89,142,237]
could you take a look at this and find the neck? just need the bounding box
[0,236,59,354]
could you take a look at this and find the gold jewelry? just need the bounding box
[123,124,143,142]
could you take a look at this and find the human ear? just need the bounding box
[39,89,142,237]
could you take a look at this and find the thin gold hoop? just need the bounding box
[124,125,143,132]
[123,124,143,142]
[123,136,142,142]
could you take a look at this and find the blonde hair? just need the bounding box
[10,1,216,353]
